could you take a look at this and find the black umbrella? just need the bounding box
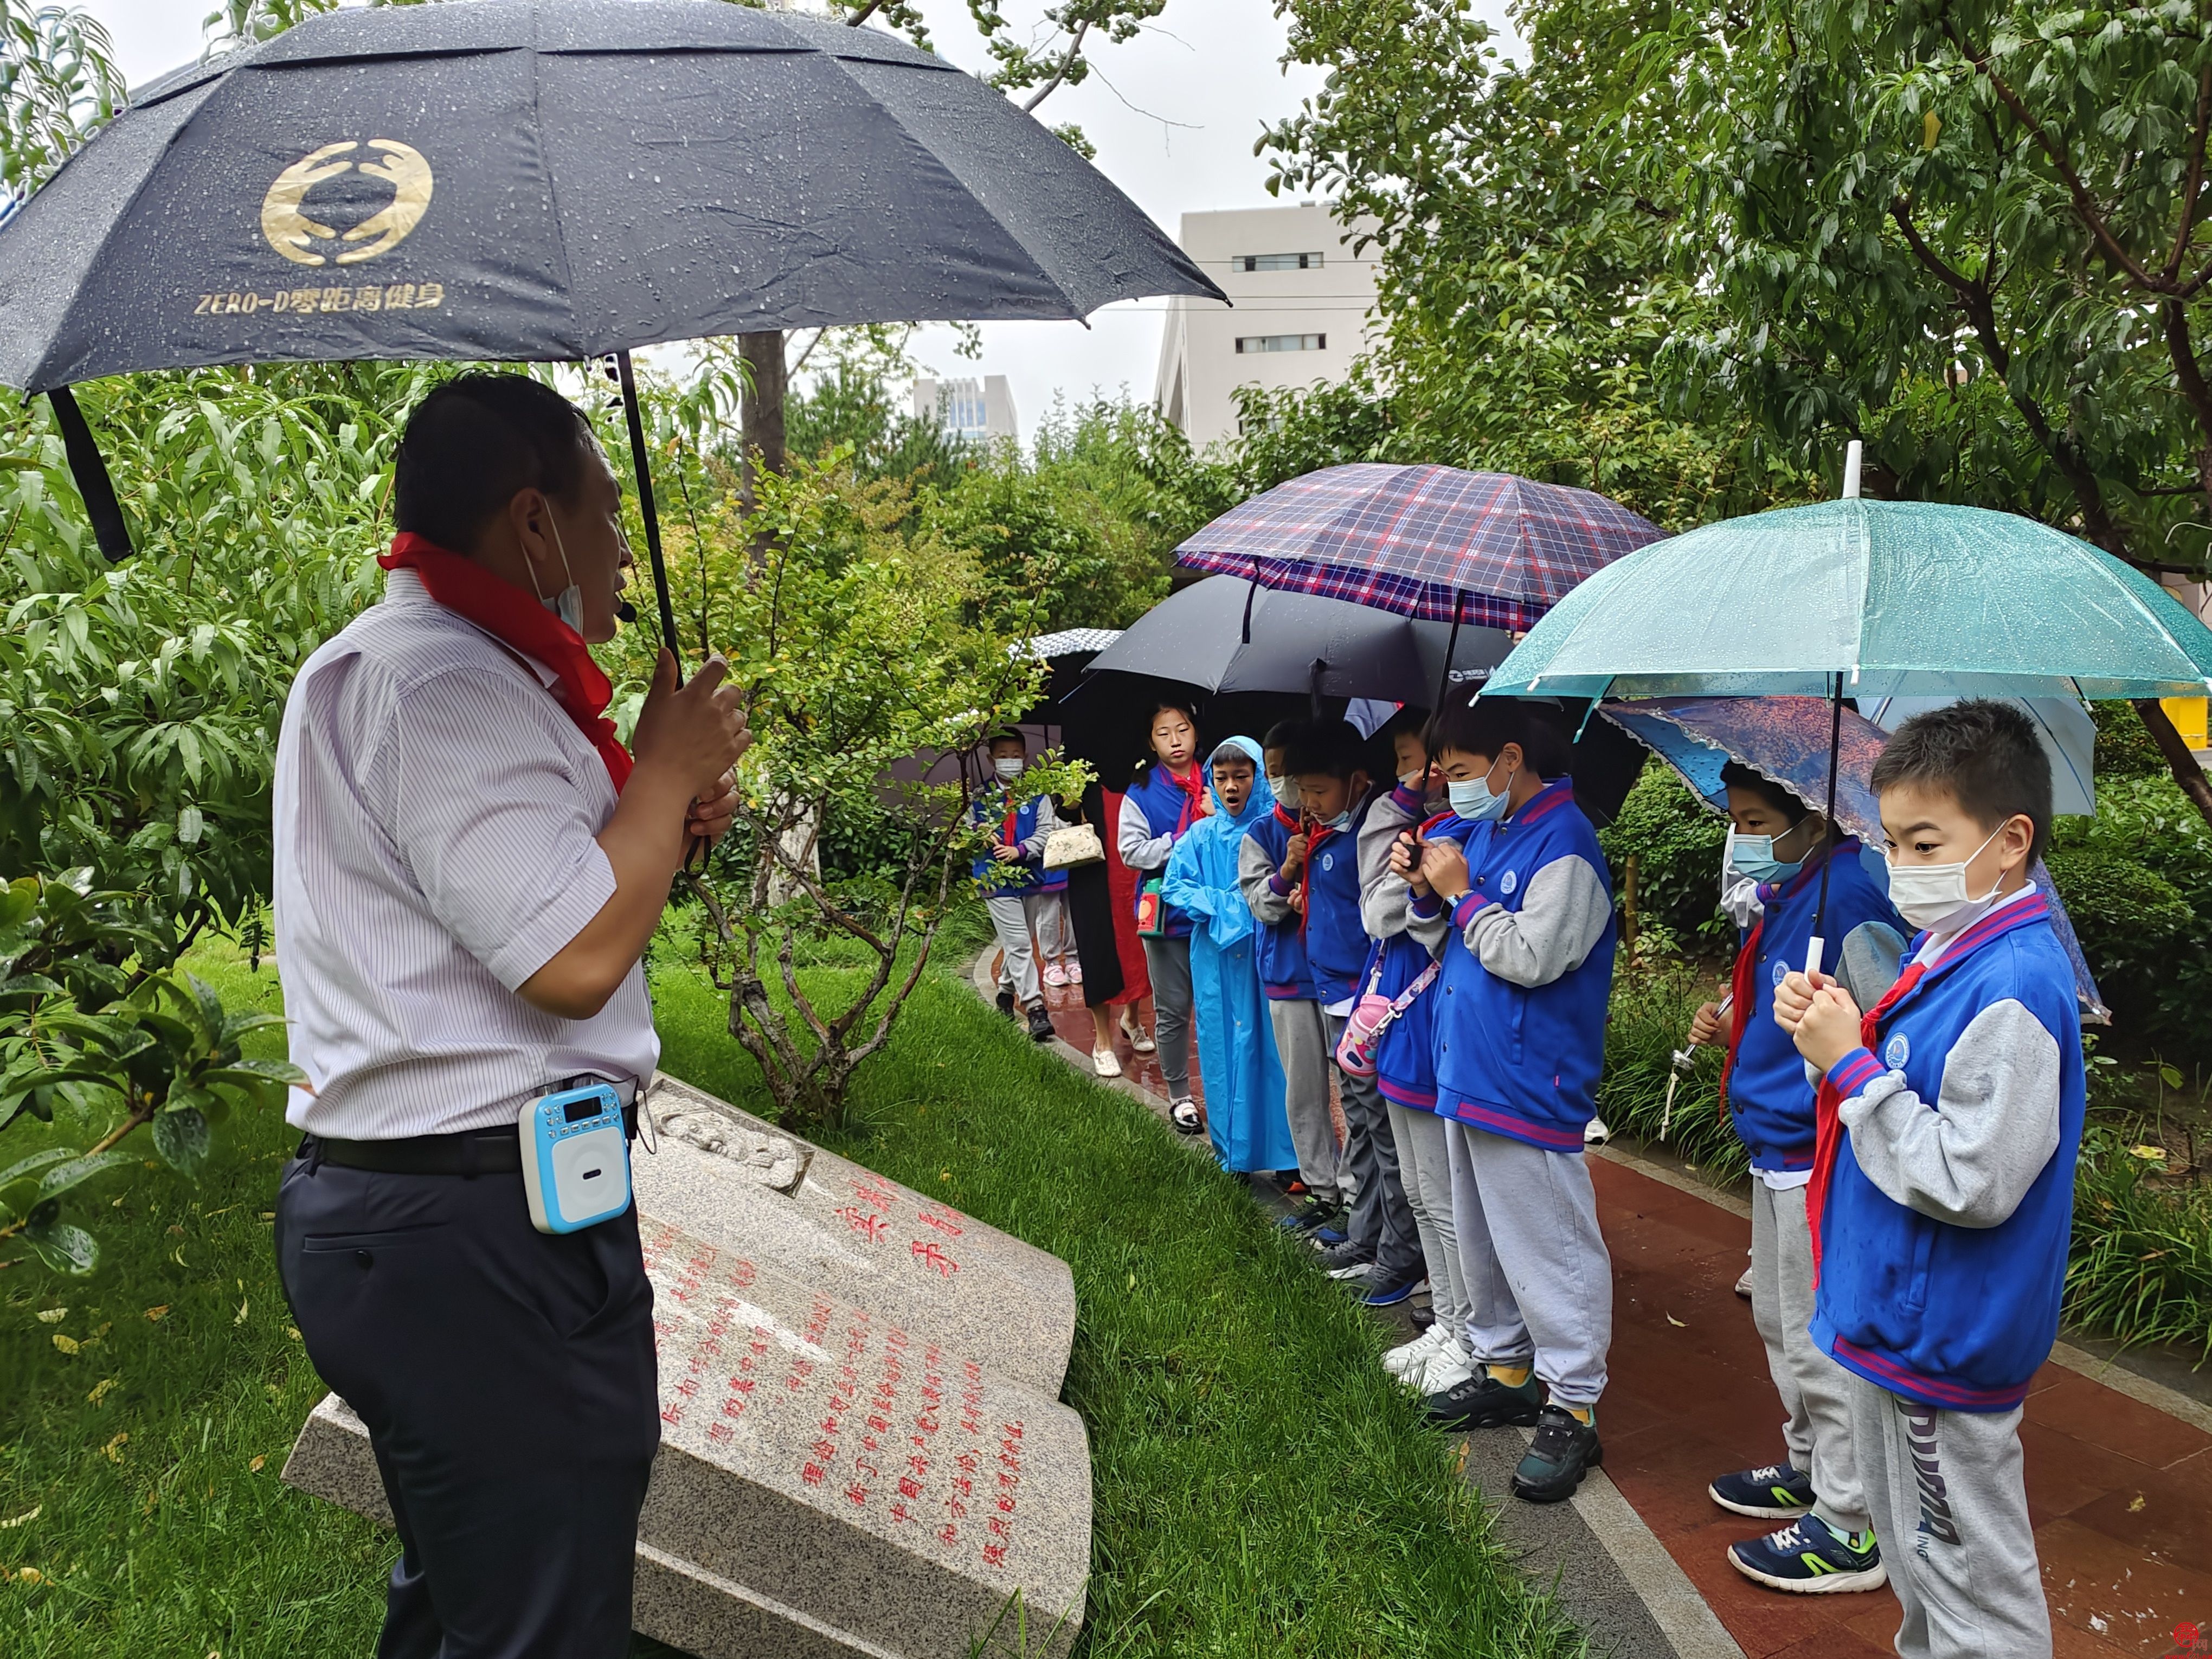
[0,0,1222,662]
[1083,575,1513,707]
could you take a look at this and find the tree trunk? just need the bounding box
[2132,699,2212,830]
[738,329,788,499]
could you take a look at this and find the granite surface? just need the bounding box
[282,1075,1092,1659]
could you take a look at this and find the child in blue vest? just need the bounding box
[1397,697,1616,1503]
[1778,700,2080,1659]
[1688,763,1904,1596]
[1359,709,1478,1393]
[1237,719,1337,1222]
[971,731,1062,1043]
[1117,699,1208,1133]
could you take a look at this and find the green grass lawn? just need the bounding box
[2,941,1581,1658]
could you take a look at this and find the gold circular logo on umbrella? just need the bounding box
[261,139,433,267]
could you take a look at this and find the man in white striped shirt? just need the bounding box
[272,375,749,1659]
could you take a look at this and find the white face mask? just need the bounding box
[993,756,1024,780]
[528,508,586,634]
[1885,822,2008,934]
[1320,808,1353,831]
[1446,756,1514,824]
[1266,774,1289,806]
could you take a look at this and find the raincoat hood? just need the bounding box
[1205,735,1275,827]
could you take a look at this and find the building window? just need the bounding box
[1234,333,1327,355]
[1237,252,1323,272]
[937,377,989,440]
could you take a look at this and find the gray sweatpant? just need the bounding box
[985,892,1039,1008]
[1330,1013,1423,1283]
[1024,889,1071,963]
[1267,999,1340,1192]
[1388,1102,1470,1339]
[1750,1180,1869,1533]
[1846,1372,2050,1659]
[1448,1123,1612,1410]
[1139,934,1193,1099]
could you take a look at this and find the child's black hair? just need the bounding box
[1208,740,1257,773]
[1424,697,1574,779]
[984,729,1026,754]
[1383,705,1431,749]
[1137,698,1201,773]
[1284,719,1367,782]
[1869,698,2053,863]
[1261,718,1308,758]
[1719,761,1808,827]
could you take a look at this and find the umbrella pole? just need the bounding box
[615,350,686,680]
[1435,590,1465,713]
[1808,670,1844,978]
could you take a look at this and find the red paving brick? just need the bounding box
[1587,1154,2212,1659]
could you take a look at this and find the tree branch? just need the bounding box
[1021,17,1091,113]
[2167,63,2212,283]
[844,2,883,27]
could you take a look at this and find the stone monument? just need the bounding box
[282,1074,1091,1658]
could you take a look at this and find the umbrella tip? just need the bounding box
[1841,439,1863,500]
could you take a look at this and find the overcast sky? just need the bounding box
[79,0,1514,439]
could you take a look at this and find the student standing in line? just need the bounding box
[1777,701,2079,1659]
[1358,711,1476,1393]
[971,730,1060,1044]
[1162,738,1297,1176]
[1237,718,1341,1230]
[1687,762,1904,1595]
[1059,779,1155,1078]
[1397,697,1617,1503]
[1119,699,1208,1134]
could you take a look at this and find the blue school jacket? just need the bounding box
[1810,894,2085,1413]
[1123,763,1200,938]
[1426,782,1617,1152]
[1300,792,1375,1006]
[1726,840,1902,1173]
[968,788,1049,893]
[1371,805,1454,1112]
[1243,805,1318,1000]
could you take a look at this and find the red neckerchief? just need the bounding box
[1166,762,1205,832]
[378,532,632,791]
[1805,961,1926,1280]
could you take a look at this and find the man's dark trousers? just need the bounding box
[276,1152,660,1659]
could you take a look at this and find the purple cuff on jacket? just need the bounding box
[1390,783,1426,814]
[1826,1047,1886,1100]
[1450,891,1491,930]
[1407,890,1443,918]
[1267,872,1292,897]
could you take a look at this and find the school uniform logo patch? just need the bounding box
[1321,853,1334,872]
[1500,869,1517,895]
[1771,961,1787,987]
[1885,1033,1910,1069]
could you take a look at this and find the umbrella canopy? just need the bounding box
[0,1,1221,393]
[1083,575,1513,704]
[1598,695,2107,1018]
[1865,695,2097,816]
[1487,499,2212,702]
[1172,463,1667,631]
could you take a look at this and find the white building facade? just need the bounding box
[912,375,1019,443]
[1152,202,1380,451]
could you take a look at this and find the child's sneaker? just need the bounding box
[1066,961,1083,985]
[1315,1239,1374,1280]
[1277,1194,1340,1232]
[1362,1272,1424,1309]
[1734,1263,1754,1297]
[996,987,1016,1016]
[1583,1115,1611,1146]
[1042,962,1068,988]
[1415,1336,1476,1394]
[1025,1006,1056,1042]
[1382,1324,1448,1379]
[1708,1463,1816,1520]
[1423,1368,1544,1430]
[1726,1519,1886,1594]
[1510,1405,1602,1503]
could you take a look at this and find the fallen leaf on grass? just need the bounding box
[2128,1494,2146,1512]
[101,1432,127,1463]
[92,1322,109,1338]
[15,1566,40,1583]
[86,1378,118,1406]
[233,1298,249,1326]
[144,1306,168,1322]
[1665,1313,1687,1328]
[2129,1145,2168,1162]
[285,1326,301,1340]
[50,1334,79,1356]
[34,1308,65,1324]
[248,1455,265,1474]
[0,1507,37,1529]
[1452,1441,1470,1476]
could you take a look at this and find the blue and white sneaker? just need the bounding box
[1727,1518,1886,1594]
[1362,1273,1425,1309]
[1707,1462,1816,1520]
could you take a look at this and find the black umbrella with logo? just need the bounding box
[0,0,1221,662]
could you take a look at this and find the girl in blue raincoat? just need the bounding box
[1162,737,1297,1175]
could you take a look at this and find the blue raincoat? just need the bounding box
[1162,738,1296,1175]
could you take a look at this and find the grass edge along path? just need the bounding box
[1,942,1587,1659]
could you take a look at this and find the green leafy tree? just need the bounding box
[0,0,119,211]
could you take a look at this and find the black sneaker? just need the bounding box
[1026,1006,1056,1042]
[1708,1462,1816,1520]
[995,987,1016,1015]
[1314,1239,1374,1280]
[1512,1404,1603,1503]
[1423,1368,1544,1430]
[1277,1194,1341,1233]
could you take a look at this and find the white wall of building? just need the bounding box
[1153,202,1380,451]
[912,375,1020,443]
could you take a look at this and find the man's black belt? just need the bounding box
[300,1095,641,1176]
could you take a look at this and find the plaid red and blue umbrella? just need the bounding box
[1173,463,1668,632]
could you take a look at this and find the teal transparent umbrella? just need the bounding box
[1485,446,2212,967]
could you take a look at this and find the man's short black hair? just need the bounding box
[394,372,598,551]
[1424,697,1574,779]
[1284,719,1366,781]
[1870,698,2053,863]
[1719,761,1809,827]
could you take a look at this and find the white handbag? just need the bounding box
[1040,822,1105,871]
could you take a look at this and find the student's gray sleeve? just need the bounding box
[1240,832,1295,926]
[1015,795,1060,858]
[1464,856,1612,989]
[1119,794,1174,871]
[1358,796,1418,938]
[1836,999,2062,1229]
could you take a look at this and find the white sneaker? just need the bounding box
[1092,1047,1122,1078]
[1414,1336,1477,1395]
[1584,1115,1611,1146]
[1382,1323,1449,1379]
[1042,962,1069,988]
[1734,1263,1754,1297]
[1121,1013,1155,1053]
